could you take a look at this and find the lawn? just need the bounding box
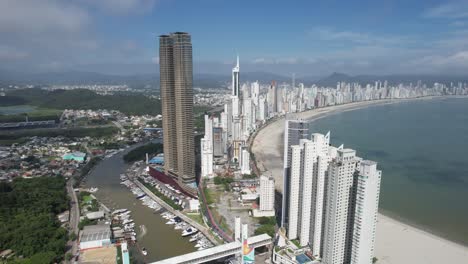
[186,212,205,226]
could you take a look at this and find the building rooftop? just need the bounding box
[80,224,111,243]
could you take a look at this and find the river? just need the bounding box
[84,142,195,263]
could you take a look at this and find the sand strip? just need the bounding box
[250,98,468,264]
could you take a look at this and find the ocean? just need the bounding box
[308,97,468,246]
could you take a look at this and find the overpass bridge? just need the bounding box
[151,234,272,264]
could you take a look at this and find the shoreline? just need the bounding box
[250,96,468,264]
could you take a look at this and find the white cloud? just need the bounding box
[308,27,413,47]
[423,2,468,19]
[151,56,159,64]
[451,20,467,26]
[0,0,90,34]
[252,57,316,65]
[80,0,157,14]
[0,45,29,60]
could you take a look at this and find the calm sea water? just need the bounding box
[308,97,468,246]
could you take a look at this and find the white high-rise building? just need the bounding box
[240,147,251,175]
[251,81,260,106]
[287,144,302,239]
[259,175,275,212]
[285,133,330,254]
[351,160,381,264]
[282,118,309,228]
[200,138,213,178]
[310,133,329,257]
[232,56,240,97]
[204,115,213,148]
[322,148,359,264]
[257,97,265,121]
[200,115,214,178]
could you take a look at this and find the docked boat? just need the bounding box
[141,247,148,256]
[182,227,198,237]
[189,235,199,242]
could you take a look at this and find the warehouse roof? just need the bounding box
[81,224,111,243]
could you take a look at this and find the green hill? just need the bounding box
[6,88,161,116]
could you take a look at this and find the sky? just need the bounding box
[1,0,468,76]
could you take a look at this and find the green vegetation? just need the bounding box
[0,96,28,106]
[139,179,182,210]
[193,105,212,115]
[79,218,98,230]
[0,126,118,140]
[291,239,301,248]
[203,186,216,205]
[254,224,275,237]
[213,176,234,191]
[258,216,276,226]
[242,173,257,179]
[0,138,29,146]
[116,245,123,264]
[7,88,162,116]
[0,177,69,263]
[0,107,63,123]
[74,157,102,187]
[123,143,163,163]
[69,232,77,241]
[373,257,378,263]
[186,213,205,226]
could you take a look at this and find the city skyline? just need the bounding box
[2,1,468,75]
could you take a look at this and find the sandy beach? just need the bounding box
[251,99,468,264]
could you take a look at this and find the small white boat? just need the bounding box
[182,228,198,237]
[141,247,148,256]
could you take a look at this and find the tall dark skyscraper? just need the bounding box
[159,32,196,188]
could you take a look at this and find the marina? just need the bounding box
[84,141,196,262]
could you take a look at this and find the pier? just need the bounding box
[133,180,220,245]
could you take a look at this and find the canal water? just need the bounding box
[85,143,195,262]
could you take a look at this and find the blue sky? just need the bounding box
[1,0,468,76]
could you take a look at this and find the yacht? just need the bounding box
[182,227,198,237]
[189,235,199,242]
[141,247,148,256]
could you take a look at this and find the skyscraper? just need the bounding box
[159,32,195,187]
[281,118,309,228]
[351,160,381,264]
[232,56,240,97]
[322,148,359,264]
[201,115,214,178]
[286,133,330,255]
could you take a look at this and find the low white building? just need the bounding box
[188,199,200,212]
[254,175,275,217]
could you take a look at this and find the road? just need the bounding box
[66,178,80,260]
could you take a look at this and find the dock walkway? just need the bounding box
[133,180,220,245]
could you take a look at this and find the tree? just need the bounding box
[254,224,275,237]
[0,177,68,262]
